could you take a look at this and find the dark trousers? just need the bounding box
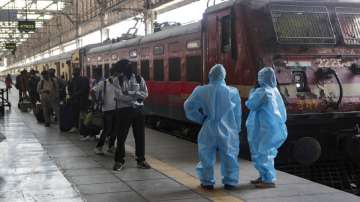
[96,110,117,148]
[72,103,80,128]
[115,107,146,164]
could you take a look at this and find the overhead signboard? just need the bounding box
[5,42,16,50]
[0,10,17,21]
[18,21,36,32]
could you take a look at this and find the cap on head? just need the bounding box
[258,67,277,88]
[209,64,226,82]
[113,59,131,74]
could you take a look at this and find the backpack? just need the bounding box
[119,74,142,88]
[40,78,56,92]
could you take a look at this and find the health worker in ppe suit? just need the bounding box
[246,67,288,188]
[184,64,241,190]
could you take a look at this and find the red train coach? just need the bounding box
[84,22,203,121]
[82,0,360,165]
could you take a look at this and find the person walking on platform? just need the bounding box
[5,74,13,92]
[37,71,57,127]
[48,68,60,122]
[246,67,288,188]
[28,70,41,106]
[15,70,29,102]
[58,75,67,103]
[112,59,151,171]
[68,68,90,133]
[184,64,242,190]
[92,68,117,155]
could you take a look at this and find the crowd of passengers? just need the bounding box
[10,59,287,191]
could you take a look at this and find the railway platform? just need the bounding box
[0,88,359,202]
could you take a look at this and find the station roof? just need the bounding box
[0,0,68,53]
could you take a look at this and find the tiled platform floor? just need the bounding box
[1,85,359,202]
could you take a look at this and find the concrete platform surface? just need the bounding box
[1,86,359,202]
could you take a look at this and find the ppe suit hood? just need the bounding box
[258,67,277,88]
[209,64,226,83]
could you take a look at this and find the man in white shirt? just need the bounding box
[112,59,151,171]
[92,69,117,154]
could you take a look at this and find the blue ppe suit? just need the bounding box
[184,64,242,186]
[245,67,288,183]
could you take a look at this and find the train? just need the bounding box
[3,0,360,166]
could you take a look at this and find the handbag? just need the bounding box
[84,80,107,128]
[90,111,104,128]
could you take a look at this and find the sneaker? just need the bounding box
[250,177,262,184]
[200,184,214,190]
[107,147,115,153]
[113,162,124,171]
[94,147,104,155]
[137,161,151,169]
[224,184,237,190]
[80,136,90,141]
[69,127,78,133]
[255,182,276,188]
[45,123,50,127]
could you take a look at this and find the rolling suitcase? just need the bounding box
[34,102,44,123]
[59,102,73,132]
[18,97,32,112]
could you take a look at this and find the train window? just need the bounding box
[104,64,110,78]
[154,45,164,55]
[129,50,137,58]
[221,15,232,53]
[86,65,91,77]
[187,40,201,49]
[270,5,335,44]
[186,55,202,82]
[154,59,164,81]
[169,58,181,81]
[336,7,360,45]
[141,60,150,81]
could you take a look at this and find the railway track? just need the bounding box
[277,161,360,196]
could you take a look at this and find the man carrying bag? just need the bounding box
[91,68,117,154]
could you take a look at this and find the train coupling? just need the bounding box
[345,124,360,166]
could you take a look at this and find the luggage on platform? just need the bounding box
[18,97,32,112]
[59,101,73,132]
[80,111,101,137]
[34,102,44,123]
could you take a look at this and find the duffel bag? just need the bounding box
[34,102,44,123]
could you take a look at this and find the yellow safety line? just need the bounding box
[125,145,245,202]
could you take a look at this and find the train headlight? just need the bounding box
[293,71,307,92]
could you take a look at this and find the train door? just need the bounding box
[86,65,91,78]
[104,64,110,78]
[203,2,236,82]
[66,60,72,80]
[55,62,61,77]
